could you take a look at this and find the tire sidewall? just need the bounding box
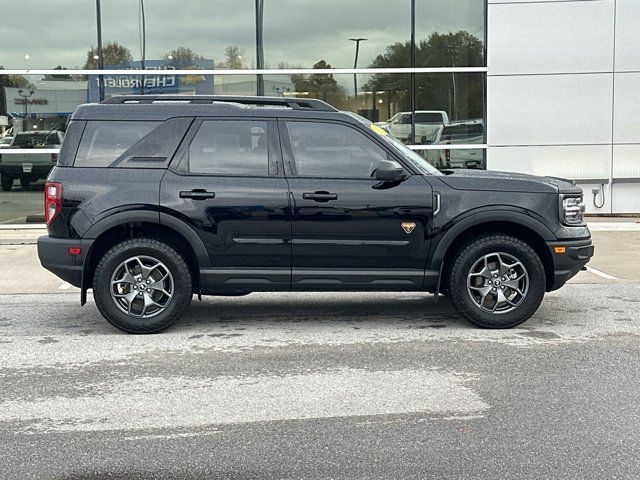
[449,236,546,328]
[93,239,192,333]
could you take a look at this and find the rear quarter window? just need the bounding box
[74,121,160,167]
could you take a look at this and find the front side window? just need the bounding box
[286,121,388,178]
[188,120,268,175]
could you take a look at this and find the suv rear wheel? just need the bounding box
[93,238,192,333]
[448,234,545,328]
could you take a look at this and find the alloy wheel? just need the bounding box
[467,252,529,314]
[110,255,174,318]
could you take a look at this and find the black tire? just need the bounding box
[19,176,30,189]
[448,234,546,329]
[1,175,13,191]
[93,238,192,333]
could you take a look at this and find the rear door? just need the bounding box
[160,118,291,291]
[280,119,433,290]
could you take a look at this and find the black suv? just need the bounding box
[38,96,593,333]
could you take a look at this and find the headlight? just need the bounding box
[560,194,585,225]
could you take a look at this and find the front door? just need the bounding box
[160,118,291,291]
[280,119,433,290]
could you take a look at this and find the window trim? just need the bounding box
[172,117,282,178]
[278,118,416,181]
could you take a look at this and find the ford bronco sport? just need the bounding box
[37,96,593,333]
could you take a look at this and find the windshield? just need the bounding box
[343,112,442,176]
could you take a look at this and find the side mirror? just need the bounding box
[374,160,408,183]
[420,135,431,145]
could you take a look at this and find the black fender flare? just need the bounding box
[82,210,210,267]
[79,210,210,305]
[429,209,555,271]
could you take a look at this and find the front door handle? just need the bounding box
[302,191,338,202]
[179,189,216,200]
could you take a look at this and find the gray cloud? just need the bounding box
[1,0,483,70]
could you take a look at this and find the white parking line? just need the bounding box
[588,223,640,232]
[586,266,619,280]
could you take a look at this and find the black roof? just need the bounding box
[72,95,342,122]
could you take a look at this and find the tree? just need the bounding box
[365,31,484,121]
[0,67,31,117]
[290,60,347,104]
[216,46,245,69]
[163,47,203,67]
[83,42,133,69]
[0,67,29,89]
[43,66,74,81]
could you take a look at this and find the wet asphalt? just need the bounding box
[1,284,639,479]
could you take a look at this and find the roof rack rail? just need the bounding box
[100,95,338,111]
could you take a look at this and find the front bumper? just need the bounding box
[546,238,594,291]
[37,236,93,288]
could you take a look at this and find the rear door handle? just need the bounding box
[302,192,338,202]
[179,190,216,200]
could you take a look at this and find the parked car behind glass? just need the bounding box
[376,111,449,144]
[423,120,484,170]
[0,130,64,191]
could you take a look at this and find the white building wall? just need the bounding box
[486,0,640,214]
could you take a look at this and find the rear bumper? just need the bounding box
[546,238,594,291]
[0,163,53,179]
[37,236,93,288]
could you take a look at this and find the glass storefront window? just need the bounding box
[98,1,255,71]
[0,1,96,70]
[416,147,486,170]
[415,0,485,67]
[0,1,487,224]
[264,0,411,69]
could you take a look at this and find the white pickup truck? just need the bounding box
[375,110,449,144]
[0,130,63,191]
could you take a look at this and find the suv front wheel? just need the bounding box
[93,238,192,333]
[448,234,546,328]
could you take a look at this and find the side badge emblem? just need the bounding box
[401,222,416,234]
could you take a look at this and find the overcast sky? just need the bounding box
[1,0,483,70]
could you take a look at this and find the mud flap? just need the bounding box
[434,262,444,304]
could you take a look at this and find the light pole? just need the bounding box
[349,38,367,102]
[17,89,34,130]
[255,0,265,96]
[95,0,105,101]
[139,0,146,95]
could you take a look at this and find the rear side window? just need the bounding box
[12,132,62,147]
[415,112,445,124]
[188,120,268,175]
[75,121,160,167]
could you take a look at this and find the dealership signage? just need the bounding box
[87,59,214,101]
[14,98,48,106]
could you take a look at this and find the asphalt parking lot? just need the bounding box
[1,223,639,479]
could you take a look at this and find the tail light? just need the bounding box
[44,182,62,225]
[51,153,59,163]
[444,149,451,162]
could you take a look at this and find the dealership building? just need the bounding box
[0,0,638,224]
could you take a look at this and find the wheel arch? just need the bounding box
[432,212,555,292]
[81,212,209,302]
